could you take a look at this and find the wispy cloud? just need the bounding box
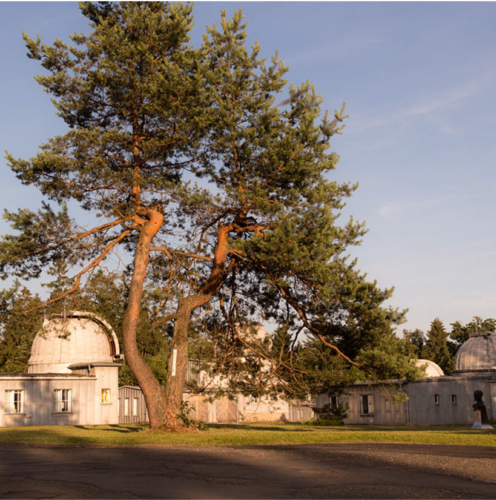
[408,71,495,116]
[451,296,496,310]
[378,195,451,218]
[350,70,496,135]
[473,250,496,259]
[287,35,382,66]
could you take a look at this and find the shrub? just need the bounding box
[177,401,209,431]
[309,402,348,425]
[306,415,344,426]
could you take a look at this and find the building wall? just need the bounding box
[118,386,148,424]
[0,377,95,427]
[408,375,494,425]
[92,366,119,425]
[0,366,120,428]
[315,374,496,426]
[316,385,408,425]
[119,389,311,424]
[238,394,292,423]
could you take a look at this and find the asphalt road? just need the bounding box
[0,443,495,499]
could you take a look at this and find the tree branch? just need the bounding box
[21,229,131,314]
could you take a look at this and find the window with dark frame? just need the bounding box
[4,390,23,414]
[434,394,440,405]
[451,394,457,406]
[361,395,374,416]
[54,389,72,412]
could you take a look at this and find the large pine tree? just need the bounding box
[1,3,415,428]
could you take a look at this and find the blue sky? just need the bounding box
[1,2,495,334]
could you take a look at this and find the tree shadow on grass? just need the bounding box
[74,424,146,433]
[209,424,313,432]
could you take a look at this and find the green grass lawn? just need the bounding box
[0,423,495,447]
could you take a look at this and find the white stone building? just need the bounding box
[316,331,496,426]
[1,311,122,427]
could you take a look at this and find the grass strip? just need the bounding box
[0,423,494,447]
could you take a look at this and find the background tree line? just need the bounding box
[403,316,496,375]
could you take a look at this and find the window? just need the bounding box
[434,394,440,405]
[4,390,23,414]
[330,396,339,409]
[451,394,457,406]
[101,389,111,404]
[53,389,72,412]
[385,399,392,413]
[361,395,374,416]
[124,398,129,416]
[133,398,139,417]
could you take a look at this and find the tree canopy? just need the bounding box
[450,316,496,345]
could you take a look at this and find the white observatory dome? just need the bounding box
[28,311,121,374]
[414,359,445,378]
[453,331,496,373]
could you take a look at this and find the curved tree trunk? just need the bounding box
[163,223,233,427]
[122,208,169,429]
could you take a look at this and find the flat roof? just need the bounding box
[0,373,95,379]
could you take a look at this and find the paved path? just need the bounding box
[0,443,495,499]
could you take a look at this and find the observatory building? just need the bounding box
[0,311,122,427]
[316,331,496,425]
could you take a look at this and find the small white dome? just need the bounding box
[454,331,496,373]
[414,359,445,378]
[28,311,120,374]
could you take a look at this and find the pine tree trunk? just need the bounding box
[163,301,192,427]
[162,223,233,428]
[122,208,169,429]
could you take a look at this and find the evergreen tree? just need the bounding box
[1,3,415,428]
[0,281,42,373]
[152,10,416,413]
[403,328,425,357]
[450,316,496,346]
[422,318,453,375]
